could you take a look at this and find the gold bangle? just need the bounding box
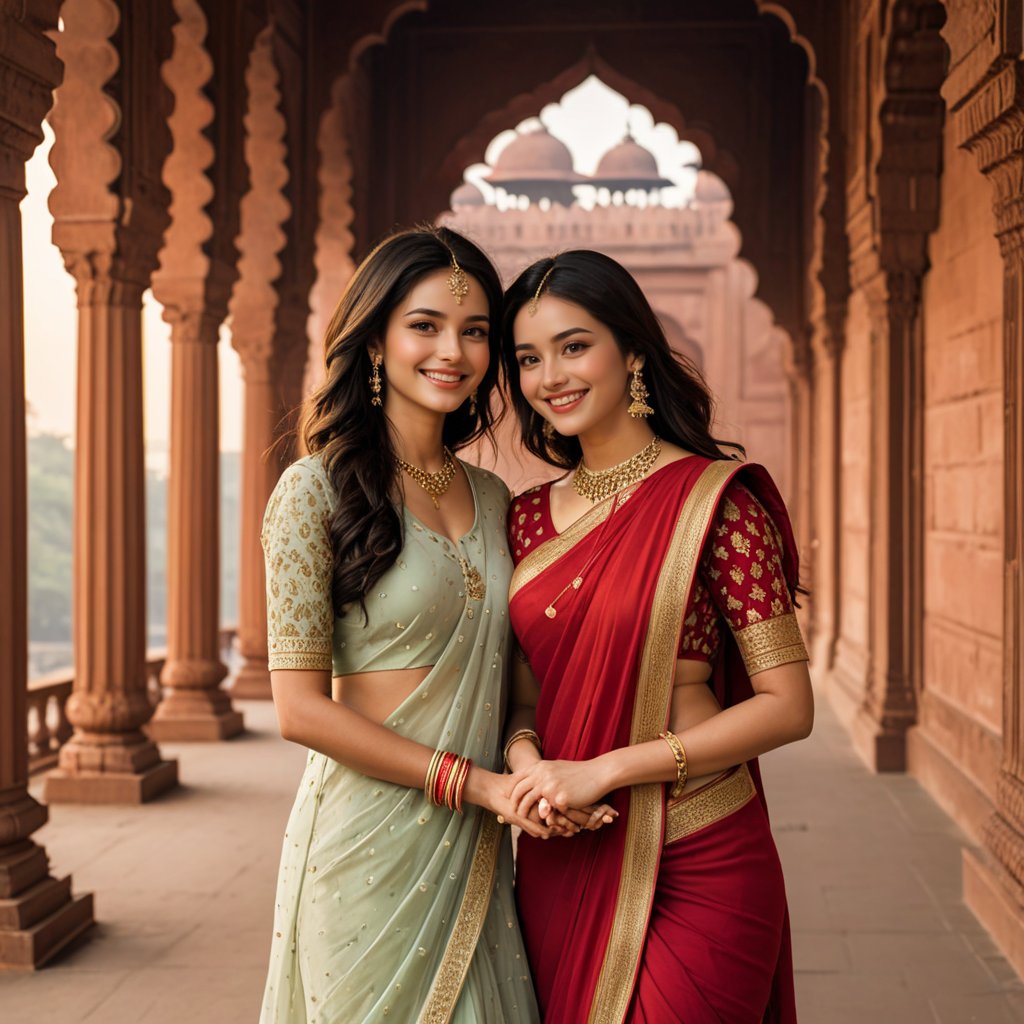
[424,748,443,804]
[659,730,688,799]
[503,729,542,771]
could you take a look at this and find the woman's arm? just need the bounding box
[272,669,555,838]
[504,651,543,772]
[503,650,618,830]
[510,660,813,815]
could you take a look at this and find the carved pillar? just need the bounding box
[228,25,294,700]
[228,19,314,699]
[0,0,95,967]
[782,342,814,591]
[808,307,845,672]
[954,52,1024,979]
[828,0,944,771]
[148,0,247,740]
[44,0,179,803]
[856,267,925,771]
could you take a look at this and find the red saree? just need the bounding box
[509,457,800,1024]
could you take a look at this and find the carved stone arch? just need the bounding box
[305,3,429,390]
[435,49,737,216]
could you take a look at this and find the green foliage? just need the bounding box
[27,433,241,659]
[27,434,73,644]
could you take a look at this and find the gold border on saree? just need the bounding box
[418,813,500,1024]
[509,491,615,601]
[664,764,756,846]
[586,460,739,1024]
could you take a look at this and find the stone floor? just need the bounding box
[2,693,1023,1023]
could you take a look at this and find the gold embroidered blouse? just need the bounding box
[261,455,507,674]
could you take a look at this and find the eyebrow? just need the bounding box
[403,307,489,323]
[514,326,593,351]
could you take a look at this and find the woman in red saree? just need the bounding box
[499,251,812,1023]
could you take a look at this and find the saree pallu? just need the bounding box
[259,462,538,1024]
[509,457,798,1024]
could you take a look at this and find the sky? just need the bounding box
[21,76,702,470]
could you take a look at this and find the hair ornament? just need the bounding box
[446,249,470,305]
[528,260,557,316]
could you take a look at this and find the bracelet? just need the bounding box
[503,729,542,772]
[424,749,473,814]
[658,730,688,799]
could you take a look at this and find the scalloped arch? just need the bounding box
[437,48,739,197]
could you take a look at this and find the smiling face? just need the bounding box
[512,293,639,438]
[374,268,491,419]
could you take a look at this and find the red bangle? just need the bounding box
[434,752,457,807]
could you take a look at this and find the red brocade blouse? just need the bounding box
[509,475,807,672]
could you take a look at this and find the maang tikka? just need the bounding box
[528,261,557,316]
[446,248,470,305]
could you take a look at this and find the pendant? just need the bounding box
[545,607,557,619]
[459,558,486,601]
[430,495,440,509]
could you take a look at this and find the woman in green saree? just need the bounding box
[257,227,546,1023]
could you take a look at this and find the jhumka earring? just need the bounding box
[543,420,556,441]
[370,354,383,407]
[469,390,478,417]
[628,365,654,419]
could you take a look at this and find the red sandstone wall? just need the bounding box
[833,288,873,700]
[910,129,1004,841]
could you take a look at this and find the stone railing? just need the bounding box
[27,626,238,775]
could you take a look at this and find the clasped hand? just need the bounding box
[500,759,617,839]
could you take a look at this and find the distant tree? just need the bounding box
[27,434,73,644]
[27,433,241,660]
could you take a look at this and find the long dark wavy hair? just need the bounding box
[501,249,744,469]
[301,226,503,616]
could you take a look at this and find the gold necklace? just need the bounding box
[396,447,457,509]
[572,436,662,503]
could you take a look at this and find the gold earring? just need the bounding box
[370,354,383,407]
[543,420,556,440]
[628,365,654,419]
[469,390,478,416]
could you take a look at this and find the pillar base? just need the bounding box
[229,659,273,700]
[43,759,178,805]
[826,664,908,772]
[147,708,244,742]
[851,708,908,772]
[963,845,1024,981]
[0,883,94,970]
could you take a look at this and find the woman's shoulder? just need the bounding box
[264,453,337,527]
[509,480,553,517]
[461,461,512,507]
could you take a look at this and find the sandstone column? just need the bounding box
[148,0,249,740]
[858,268,926,771]
[44,0,179,803]
[953,48,1024,977]
[828,1,944,771]
[0,0,94,966]
[228,25,314,700]
[808,315,844,671]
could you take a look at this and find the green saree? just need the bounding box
[258,455,538,1024]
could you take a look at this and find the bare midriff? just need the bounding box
[669,657,725,794]
[333,666,434,726]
